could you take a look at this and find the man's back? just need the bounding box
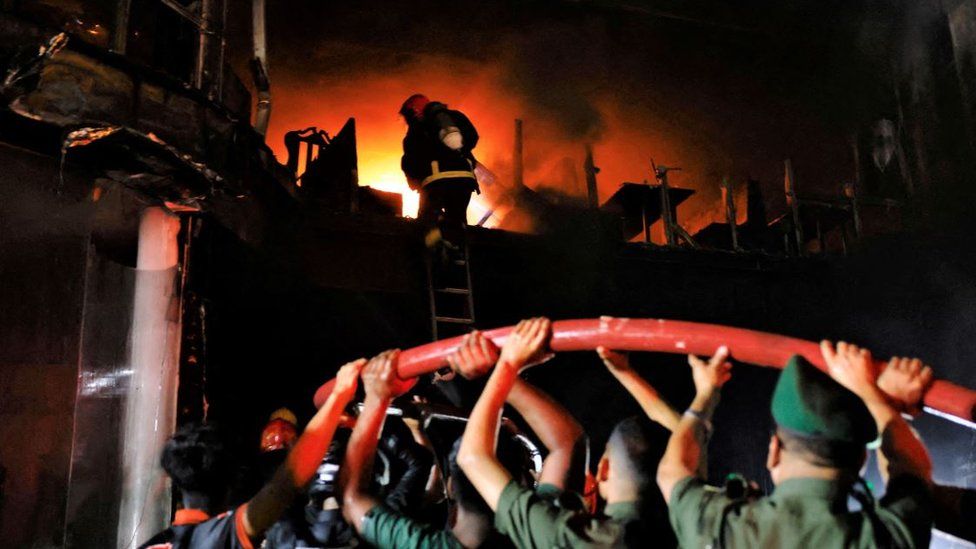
[668,476,932,549]
[493,481,672,549]
[138,506,253,549]
[401,102,479,189]
[362,502,517,549]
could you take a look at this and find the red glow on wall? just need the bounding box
[266,56,720,233]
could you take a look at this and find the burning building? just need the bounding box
[0,0,975,547]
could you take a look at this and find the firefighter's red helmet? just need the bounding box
[399,94,430,119]
[259,408,298,453]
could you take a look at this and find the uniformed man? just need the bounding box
[657,341,934,548]
[399,94,480,247]
[139,359,366,549]
[457,318,678,548]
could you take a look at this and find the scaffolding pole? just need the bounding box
[784,159,804,255]
[722,176,740,250]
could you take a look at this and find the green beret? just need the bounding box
[771,355,877,444]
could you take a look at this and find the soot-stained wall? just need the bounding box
[0,143,92,547]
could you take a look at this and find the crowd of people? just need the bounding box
[140,317,974,548]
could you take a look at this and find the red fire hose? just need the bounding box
[312,317,976,426]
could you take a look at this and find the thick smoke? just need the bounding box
[227,0,891,234]
[497,20,609,142]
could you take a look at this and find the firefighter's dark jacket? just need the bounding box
[401,102,479,192]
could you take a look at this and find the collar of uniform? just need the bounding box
[604,501,641,522]
[771,478,849,508]
[173,508,211,526]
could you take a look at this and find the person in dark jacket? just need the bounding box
[399,94,480,246]
[139,359,366,549]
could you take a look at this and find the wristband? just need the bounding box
[683,409,714,436]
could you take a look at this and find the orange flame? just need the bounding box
[267,55,721,233]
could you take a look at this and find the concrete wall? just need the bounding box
[0,143,92,547]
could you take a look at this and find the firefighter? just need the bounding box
[399,94,480,247]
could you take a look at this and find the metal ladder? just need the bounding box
[426,239,476,341]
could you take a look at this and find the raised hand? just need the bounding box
[687,346,732,397]
[878,356,934,416]
[447,330,500,380]
[362,350,416,401]
[820,340,881,401]
[333,358,367,401]
[599,346,680,431]
[597,346,631,374]
[498,317,552,370]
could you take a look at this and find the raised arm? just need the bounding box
[877,356,934,418]
[507,378,584,489]
[449,330,583,490]
[875,356,934,483]
[339,350,417,532]
[402,400,446,507]
[657,347,732,503]
[598,347,681,431]
[820,341,932,484]
[457,318,551,511]
[875,356,969,541]
[243,358,366,539]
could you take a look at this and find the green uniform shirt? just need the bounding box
[494,480,644,548]
[362,504,463,549]
[668,475,933,548]
[361,503,518,549]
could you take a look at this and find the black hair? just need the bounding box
[776,427,867,471]
[606,416,658,492]
[161,423,234,494]
[447,435,532,515]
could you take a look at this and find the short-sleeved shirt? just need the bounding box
[668,475,933,548]
[362,504,462,549]
[494,480,645,548]
[138,505,256,549]
[362,503,514,549]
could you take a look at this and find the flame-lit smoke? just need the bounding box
[250,0,870,238]
[267,50,726,234]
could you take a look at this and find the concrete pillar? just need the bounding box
[117,207,182,548]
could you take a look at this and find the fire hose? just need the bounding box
[313,317,976,427]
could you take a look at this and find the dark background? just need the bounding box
[1,0,975,546]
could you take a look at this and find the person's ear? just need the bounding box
[766,434,781,473]
[597,454,610,482]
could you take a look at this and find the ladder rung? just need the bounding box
[435,288,470,295]
[435,316,474,325]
